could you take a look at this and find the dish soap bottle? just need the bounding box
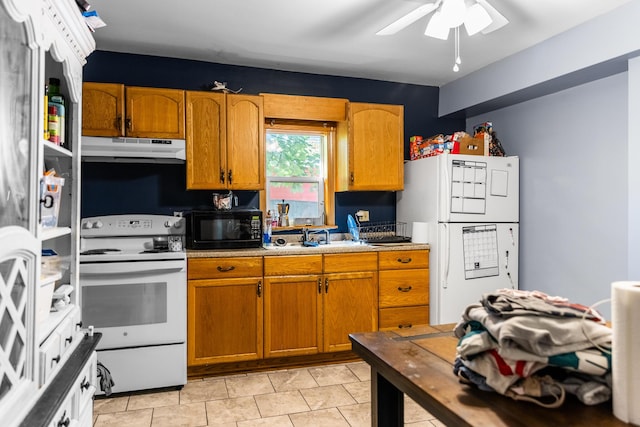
[263,210,272,244]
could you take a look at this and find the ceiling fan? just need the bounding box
[376,0,508,40]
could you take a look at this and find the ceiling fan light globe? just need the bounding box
[440,0,466,28]
[425,11,450,40]
[464,3,492,36]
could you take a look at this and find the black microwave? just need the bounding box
[185,209,263,250]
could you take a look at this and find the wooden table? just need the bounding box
[349,325,629,427]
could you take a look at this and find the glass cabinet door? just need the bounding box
[0,2,33,229]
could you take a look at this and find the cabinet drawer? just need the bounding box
[379,306,429,331]
[47,395,74,427]
[40,332,62,386]
[77,352,98,411]
[379,269,429,308]
[324,252,377,273]
[58,317,76,355]
[378,250,429,270]
[264,255,322,276]
[188,257,263,279]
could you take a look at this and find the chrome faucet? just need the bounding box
[302,227,330,245]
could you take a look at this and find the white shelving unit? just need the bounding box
[0,0,98,426]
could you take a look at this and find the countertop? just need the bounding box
[187,242,429,258]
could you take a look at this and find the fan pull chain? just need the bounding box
[453,26,461,72]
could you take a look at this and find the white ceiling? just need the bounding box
[87,0,632,87]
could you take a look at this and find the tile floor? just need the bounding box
[93,361,446,427]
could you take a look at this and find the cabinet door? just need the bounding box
[323,271,378,352]
[125,86,185,139]
[187,277,263,366]
[264,275,322,358]
[341,102,404,191]
[226,94,264,190]
[82,82,125,137]
[185,91,226,189]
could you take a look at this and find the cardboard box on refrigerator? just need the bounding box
[457,134,485,156]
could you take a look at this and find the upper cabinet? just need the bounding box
[82,83,185,139]
[262,93,347,122]
[186,91,264,190]
[336,102,404,191]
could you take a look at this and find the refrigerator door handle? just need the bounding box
[443,156,451,219]
[443,223,450,289]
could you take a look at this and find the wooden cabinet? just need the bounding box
[186,91,264,190]
[263,255,323,358]
[187,257,263,366]
[82,83,125,136]
[323,253,378,352]
[378,250,430,331]
[261,93,347,121]
[82,83,185,139]
[263,252,377,356]
[336,102,404,191]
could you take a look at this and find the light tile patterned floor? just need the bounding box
[93,361,446,427]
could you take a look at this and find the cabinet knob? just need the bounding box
[81,378,91,391]
[57,411,70,427]
[228,170,233,184]
[256,280,262,297]
[219,168,225,184]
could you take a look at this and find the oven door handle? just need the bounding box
[80,260,186,276]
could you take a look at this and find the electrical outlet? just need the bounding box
[356,210,369,222]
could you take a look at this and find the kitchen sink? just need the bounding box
[263,240,367,250]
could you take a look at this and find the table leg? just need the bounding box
[371,367,403,426]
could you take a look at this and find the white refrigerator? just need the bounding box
[397,154,519,325]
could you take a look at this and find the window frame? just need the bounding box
[261,119,336,228]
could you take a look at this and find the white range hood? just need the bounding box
[81,136,186,163]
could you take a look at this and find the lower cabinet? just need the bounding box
[322,253,378,352]
[187,249,425,368]
[378,250,430,331]
[264,255,323,358]
[263,253,378,357]
[187,257,264,366]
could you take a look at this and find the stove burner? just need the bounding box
[140,249,170,254]
[80,248,122,255]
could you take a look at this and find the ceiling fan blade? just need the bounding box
[376,2,439,35]
[476,0,509,34]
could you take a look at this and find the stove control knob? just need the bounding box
[82,221,93,229]
[94,220,103,229]
[165,220,182,228]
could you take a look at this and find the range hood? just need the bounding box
[81,136,186,163]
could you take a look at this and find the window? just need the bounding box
[264,121,335,227]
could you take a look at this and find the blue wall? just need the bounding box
[81,51,464,230]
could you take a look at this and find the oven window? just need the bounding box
[82,282,167,328]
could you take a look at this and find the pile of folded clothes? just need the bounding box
[453,289,612,408]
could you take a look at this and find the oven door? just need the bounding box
[80,259,186,350]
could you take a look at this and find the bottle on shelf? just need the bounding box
[43,84,49,141]
[48,77,65,146]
